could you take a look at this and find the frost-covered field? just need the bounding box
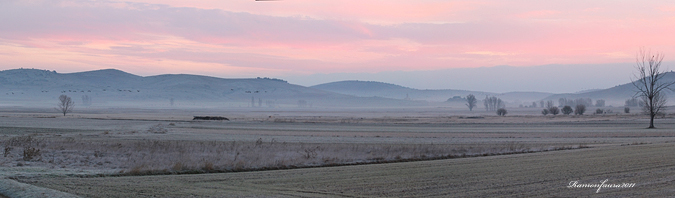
[1,107,675,197]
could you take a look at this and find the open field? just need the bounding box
[1,107,675,197]
[16,142,675,197]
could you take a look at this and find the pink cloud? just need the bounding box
[514,10,561,19]
[2,0,675,78]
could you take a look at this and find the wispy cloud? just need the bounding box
[1,0,675,78]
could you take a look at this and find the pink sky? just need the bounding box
[1,0,675,79]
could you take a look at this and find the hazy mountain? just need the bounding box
[286,62,641,93]
[3,68,669,109]
[543,72,675,106]
[311,80,554,104]
[312,80,488,101]
[0,69,426,108]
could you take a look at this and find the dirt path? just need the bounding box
[16,142,675,197]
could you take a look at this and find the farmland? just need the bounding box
[1,107,674,197]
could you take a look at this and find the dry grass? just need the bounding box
[17,142,675,197]
[1,135,585,175]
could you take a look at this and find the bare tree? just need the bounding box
[631,49,675,128]
[483,96,504,112]
[559,98,568,107]
[595,99,605,107]
[56,95,74,116]
[545,100,554,109]
[549,106,559,115]
[466,94,477,111]
[625,98,640,107]
[545,100,559,115]
[574,104,586,115]
[81,95,92,106]
[575,98,593,107]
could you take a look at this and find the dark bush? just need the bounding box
[574,104,586,115]
[561,106,573,115]
[596,109,604,114]
[496,108,507,116]
[193,116,229,121]
[549,106,560,115]
[23,147,40,161]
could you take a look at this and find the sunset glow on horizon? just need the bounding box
[2,0,675,80]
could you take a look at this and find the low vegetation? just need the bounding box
[549,106,560,115]
[575,104,586,115]
[1,134,587,176]
[561,106,573,115]
[496,108,507,116]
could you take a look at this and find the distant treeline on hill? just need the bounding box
[256,77,286,83]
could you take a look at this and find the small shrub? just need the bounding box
[496,108,507,116]
[624,107,630,113]
[561,106,573,115]
[596,108,604,114]
[128,164,146,175]
[302,146,319,159]
[541,109,549,115]
[4,145,12,157]
[22,147,41,161]
[202,161,214,171]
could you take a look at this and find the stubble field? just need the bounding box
[1,107,674,197]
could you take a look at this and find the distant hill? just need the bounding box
[543,72,675,106]
[311,80,553,104]
[311,80,487,101]
[3,68,667,109]
[0,69,426,108]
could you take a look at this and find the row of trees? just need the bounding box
[465,94,507,116]
[625,98,643,107]
[542,104,586,116]
[464,94,505,112]
[483,96,504,112]
[558,98,594,107]
[467,96,609,111]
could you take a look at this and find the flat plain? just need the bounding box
[1,107,675,197]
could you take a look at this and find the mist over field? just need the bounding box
[289,62,642,93]
[1,65,672,109]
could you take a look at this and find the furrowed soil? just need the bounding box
[17,142,675,197]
